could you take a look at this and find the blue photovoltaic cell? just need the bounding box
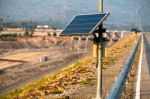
[61,13,109,35]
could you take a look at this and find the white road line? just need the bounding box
[135,34,143,99]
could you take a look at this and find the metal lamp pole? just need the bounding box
[96,0,104,99]
[136,5,144,30]
[135,5,144,41]
[136,9,138,30]
[99,0,103,12]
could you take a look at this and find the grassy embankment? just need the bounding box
[0,33,137,99]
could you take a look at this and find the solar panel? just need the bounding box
[60,13,109,36]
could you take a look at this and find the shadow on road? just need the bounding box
[143,34,150,75]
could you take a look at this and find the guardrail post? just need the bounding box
[123,86,126,95]
[126,74,130,84]
[130,66,133,76]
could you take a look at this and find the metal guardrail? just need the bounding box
[107,37,141,99]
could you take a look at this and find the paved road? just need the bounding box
[140,33,150,99]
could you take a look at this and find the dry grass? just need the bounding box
[0,34,138,99]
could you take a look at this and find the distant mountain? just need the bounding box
[0,0,150,29]
[0,0,97,22]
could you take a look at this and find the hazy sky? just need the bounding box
[104,0,150,26]
[0,0,149,26]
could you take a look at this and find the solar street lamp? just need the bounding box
[60,13,109,99]
[60,1,109,99]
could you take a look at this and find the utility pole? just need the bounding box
[136,5,144,31]
[96,0,104,99]
[136,9,138,30]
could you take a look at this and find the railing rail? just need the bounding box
[107,36,141,99]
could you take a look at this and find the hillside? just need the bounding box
[0,0,149,27]
[0,0,97,22]
[0,37,70,54]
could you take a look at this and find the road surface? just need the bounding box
[140,33,150,99]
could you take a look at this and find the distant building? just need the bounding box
[36,25,51,29]
[0,28,62,37]
[33,28,62,37]
[0,28,25,36]
[33,28,51,36]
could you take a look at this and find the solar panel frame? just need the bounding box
[60,13,109,36]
